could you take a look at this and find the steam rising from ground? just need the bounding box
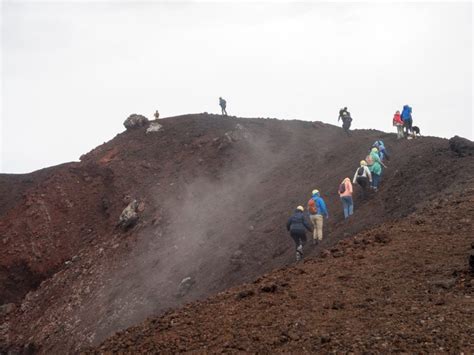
[88,123,292,344]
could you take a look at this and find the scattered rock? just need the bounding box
[0,303,16,315]
[123,114,149,130]
[260,284,278,293]
[430,278,457,289]
[331,300,344,310]
[320,334,331,344]
[236,289,255,300]
[178,277,195,297]
[146,122,163,134]
[374,233,391,244]
[320,249,331,258]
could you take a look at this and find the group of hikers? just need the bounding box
[286,138,391,262]
[218,101,419,141]
[392,105,420,139]
[337,105,419,139]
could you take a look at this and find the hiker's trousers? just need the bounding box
[309,214,324,241]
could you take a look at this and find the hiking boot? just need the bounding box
[296,245,303,261]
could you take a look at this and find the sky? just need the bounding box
[1,1,472,173]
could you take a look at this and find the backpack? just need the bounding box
[339,182,346,194]
[365,154,374,165]
[357,167,365,176]
[307,198,318,214]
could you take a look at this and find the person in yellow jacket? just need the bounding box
[338,177,353,219]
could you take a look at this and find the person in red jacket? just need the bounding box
[338,177,353,219]
[393,110,404,139]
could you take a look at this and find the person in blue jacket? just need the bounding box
[372,140,390,161]
[286,206,313,262]
[307,189,329,245]
[401,105,413,136]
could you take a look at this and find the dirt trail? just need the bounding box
[1,114,473,353]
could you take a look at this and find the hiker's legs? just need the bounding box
[372,173,380,189]
[342,196,353,217]
[347,196,354,216]
[358,177,368,197]
[315,214,324,241]
[309,214,318,241]
[341,197,349,218]
[397,125,404,139]
[291,231,305,261]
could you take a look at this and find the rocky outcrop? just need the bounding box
[123,114,149,130]
[449,136,474,157]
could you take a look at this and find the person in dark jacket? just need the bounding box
[219,97,228,116]
[338,107,352,136]
[286,206,313,261]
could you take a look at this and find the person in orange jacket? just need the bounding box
[392,110,404,139]
[338,177,353,219]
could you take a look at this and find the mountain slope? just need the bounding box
[92,188,474,353]
[1,114,472,353]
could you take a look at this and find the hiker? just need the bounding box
[286,206,313,262]
[154,110,160,119]
[367,147,387,191]
[338,107,352,136]
[338,177,353,219]
[307,189,329,245]
[219,97,228,116]
[392,110,404,139]
[401,105,413,136]
[352,160,372,198]
[372,140,389,161]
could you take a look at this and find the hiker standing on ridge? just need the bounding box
[307,189,329,245]
[401,105,413,136]
[154,110,160,119]
[286,206,313,262]
[338,177,354,219]
[338,107,352,136]
[353,160,372,198]
[393,110,404,139]
[219,97,228,116]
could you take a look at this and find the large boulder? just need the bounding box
[118,200,139,229]
[449,136,474,157]
[123,114,149,130]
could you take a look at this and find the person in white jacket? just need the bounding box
[353,160,372,198]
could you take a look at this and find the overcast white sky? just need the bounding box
[1,1,472,173]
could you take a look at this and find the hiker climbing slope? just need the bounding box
[367,147,387,191]
[353,160,372,198]
[219,97,228,116]
[286,206,313,262]
[338,107,353,136]
[307,190,329,245]
[338,177,354,219]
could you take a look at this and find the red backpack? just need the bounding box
[307,198,318,214]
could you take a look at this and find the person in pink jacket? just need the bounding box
[338,177,353,219]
